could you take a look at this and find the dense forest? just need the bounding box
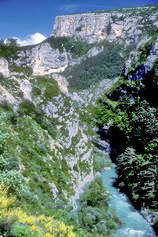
[91,41,158,232]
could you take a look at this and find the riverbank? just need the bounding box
[70,145,111,210]
[70,173,120,237]
[70,171,97,210]
[69,132,157,236]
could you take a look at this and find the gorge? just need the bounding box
[0,3,158,237]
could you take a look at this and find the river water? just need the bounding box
[101,164,156,237]
[71,137,157,236]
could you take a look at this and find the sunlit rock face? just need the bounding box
[11,5,157,78]
[0,58,10,78]
[53,13,123,43]
[15,42,71,76]
[15,41,103,77]
[53,5,158,45]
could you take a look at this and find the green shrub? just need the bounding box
[18,100,37,116]
[32,87,41,96]
[93,152,109,172]
[11,223,39,237]
[10,65,33,76]
[0,39,19,61]
[0,170,29,197]
[74,177,120,236]
[44,83,59,99]
[80,177,109,207]
[63,42,124,90]
[31,76,60,99]
[46,36,92,57]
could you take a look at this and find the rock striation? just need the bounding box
[15,42,71,76]
[53,12,124,43]
[53,5,158,44]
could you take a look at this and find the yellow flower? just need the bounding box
[59,222,67,232]
[44,233,54,237]
[45,222,53,232]
[31,225,40,232]
[67,232,76,237]
[0,198,13,208]
[0,183,77,237]
[0,184,15,208]
[38,215,46,222]
[25,216,35,224]
[47,217,52,222]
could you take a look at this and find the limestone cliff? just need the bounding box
[14,42,103,77]
[0,5,157,80]
[53,5,158,44]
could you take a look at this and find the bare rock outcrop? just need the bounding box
[0,58,10,78]
[53,5,158,45]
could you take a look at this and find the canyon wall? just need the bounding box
[53,5,158,44]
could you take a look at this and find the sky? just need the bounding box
[0,0,157,45]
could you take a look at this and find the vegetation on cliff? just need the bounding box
[46,36,93,57]
[0,5,157,236]
[0,76,77,235]
[0,184,76,237]
[91,42,158,231]
[0,73,119,236]
[0,39,20,61]
[63,41,124,90]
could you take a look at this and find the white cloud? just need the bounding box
[13,33,46,46]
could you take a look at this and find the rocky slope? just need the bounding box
[0,74,97,203]
[0,4,157,236]
[14,42,104,78]
[0,57,10,78]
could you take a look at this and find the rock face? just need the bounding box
[15,42,103,77]
[15,42,71,76]
[146,38,158,69]
[124,37,158,77]
[8,5,157,79]
[0,58,10,78]
[53,5,158,44]
[53,12,124,44]
[0,84,16,105]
